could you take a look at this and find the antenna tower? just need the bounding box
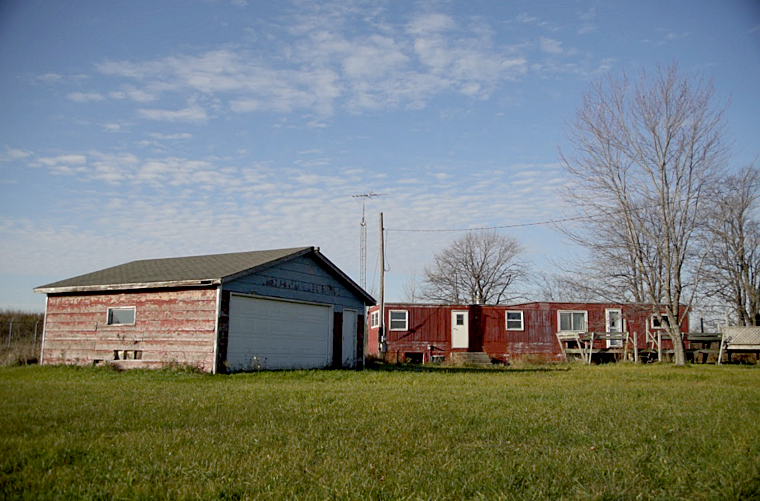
[352,191,387,289]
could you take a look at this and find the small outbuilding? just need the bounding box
[35,247,375,372]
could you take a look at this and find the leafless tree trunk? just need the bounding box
[560,62,729,365]
[420,230,525,305]
[702,166,760,326]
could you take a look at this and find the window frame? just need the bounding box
[557,310,587,332]
[505,310,524,331]
[388,310,408,331]
[455,312,465,326]
[107,306,136,326]
[370,310,380,329]
[651,313,673,329]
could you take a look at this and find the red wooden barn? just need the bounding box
[367,302,689,364]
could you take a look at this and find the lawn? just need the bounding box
[1,364,759,500]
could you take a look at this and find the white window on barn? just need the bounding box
[389,310,408,331]
[107,307,136,326]
[505,311,524,331]
[370,310,380,328]
[558,310,587,332]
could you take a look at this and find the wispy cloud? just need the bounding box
[0,147,33,162]
[577,7,596,35]
[516,13,537,24]
[137,104,208,123]
[539,37,563,54]
[88,9,532,118]
[109,85,157,103]
[8,143,568,282]
[148,133,192,140]
[67,92,106,103]
[36,73,63,83]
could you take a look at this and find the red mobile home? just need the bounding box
[367,302,689,364]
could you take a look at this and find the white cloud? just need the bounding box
[109,85,157,102]
[91,10,532,117]
[342,35,409,80]
[36,73,63,83]
[148,133,192,140]
[229,99,261,112]
[0,147,33,162]
[37,154,88,167]
[577,7,596,35]
[516,13,537,24]
[67,92,105,103]
[4,142,571,304]
[138,104,208,123]
[539,37,563,54]
[407,13,456,35]
[102,123,121,132]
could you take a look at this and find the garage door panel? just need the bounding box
[227,295,332,371]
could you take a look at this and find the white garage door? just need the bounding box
[227,295,332,371]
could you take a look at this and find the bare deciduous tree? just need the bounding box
[702,166,760,326]
[420,230,525,305]
[535,269,604,303]
[560,62,729,365]
[402,269,420,304]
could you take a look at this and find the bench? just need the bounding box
[718,327,760,364]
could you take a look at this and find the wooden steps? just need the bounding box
[448,352,492,367]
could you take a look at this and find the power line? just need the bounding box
[386,214,589,233]
[385,199,685,233]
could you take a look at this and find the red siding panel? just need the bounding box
[371,302,690,363]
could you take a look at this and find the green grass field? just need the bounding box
[1,364,759,500]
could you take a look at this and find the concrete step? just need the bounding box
[449,352,492,366]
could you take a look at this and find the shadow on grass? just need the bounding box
[364,361,570,374]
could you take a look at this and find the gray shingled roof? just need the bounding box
[35,247,313,293]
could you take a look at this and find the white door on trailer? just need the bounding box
[451,310,469,349]
[342,309,357,367]
[227,295,332,371]
[606,308,623,348]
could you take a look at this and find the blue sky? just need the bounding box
[1,0,758,311]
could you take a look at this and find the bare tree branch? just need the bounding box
[420,231,526,305]
[702,166,760,326]
[559,62,730,365]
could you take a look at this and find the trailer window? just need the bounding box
[506,311,524,331]
[558,311,586,332]
[389,310,408,331]
[370,310,380,328]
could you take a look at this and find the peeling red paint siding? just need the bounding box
[42,288,218,371]
[368,302,690,363]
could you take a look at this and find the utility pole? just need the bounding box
[352,192,387,290]
[378,212,386,354]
